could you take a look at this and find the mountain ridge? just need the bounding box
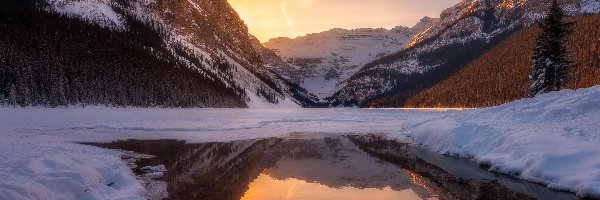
[331,0,599,107]
[262,17,439,100]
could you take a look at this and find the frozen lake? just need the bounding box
[2,86,600,200]
[90,134,577,200]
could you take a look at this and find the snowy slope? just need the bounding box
[334,0,600,106]
[581,0,600,13]
[263,18,438,99]
[45,0,126,30]
[38,0,297,108]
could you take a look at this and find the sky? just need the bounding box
[228,0,461,42]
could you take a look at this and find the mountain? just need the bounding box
[248,36,323,107]
[331,0,600,107]
[0,0,301,108]
[262,18,438,100]
[402,15,600,108]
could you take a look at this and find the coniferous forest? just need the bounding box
[403,15,600,108]
[0,1,247,108]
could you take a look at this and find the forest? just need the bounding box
[403,15,600,108]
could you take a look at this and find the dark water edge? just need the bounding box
[86,134,580,200]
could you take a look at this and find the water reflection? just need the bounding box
[241,173,426,200]
[89,134,577,200]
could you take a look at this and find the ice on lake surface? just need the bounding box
[90,134,577,200]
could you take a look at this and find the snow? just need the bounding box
[45,0,125,30]
[0,139,144,200]
[581,0,600,13]
[264,24,434,99]
[1,86,600,199]
[247,93,301,109]
[402,86,600,198]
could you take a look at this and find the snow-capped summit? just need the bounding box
[263,19,438,99]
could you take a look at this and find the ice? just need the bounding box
[143,172,164,179]
[141,165,166,172]
[1,86,600,199]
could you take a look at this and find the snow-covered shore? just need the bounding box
[1,86,599,199]
[403,86,600,198]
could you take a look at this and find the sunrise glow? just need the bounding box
[240,173,424,200]
[228,0,460,42]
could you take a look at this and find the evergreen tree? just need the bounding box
[529,0,573,97]
[9,84,16,108]
[0,93,5,107]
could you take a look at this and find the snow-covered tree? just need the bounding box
[529,0,573,97]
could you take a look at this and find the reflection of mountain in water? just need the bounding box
[91,135,577,200]
[262,137,438,197]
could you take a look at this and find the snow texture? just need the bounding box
[1,86,600,198]
[403,86,600,198]
[581,0,600,13]
[45,0,126,30]
[264,20,437,99]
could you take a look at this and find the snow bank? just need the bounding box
[401,86,600,198]
[0,139,144,199]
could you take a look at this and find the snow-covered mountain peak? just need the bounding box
[263,24,432,99]
[406,0,586,49]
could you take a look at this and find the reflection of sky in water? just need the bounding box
[239,136,440,200]
[241,173,428,200]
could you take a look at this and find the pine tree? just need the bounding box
[0,93,5,107]
[9,84,16,108]
[529,0,573,97]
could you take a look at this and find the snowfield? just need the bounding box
[1,86,600,199]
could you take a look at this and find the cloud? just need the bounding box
[280,0,295,30]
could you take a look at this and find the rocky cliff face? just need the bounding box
[249,35,322,107]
